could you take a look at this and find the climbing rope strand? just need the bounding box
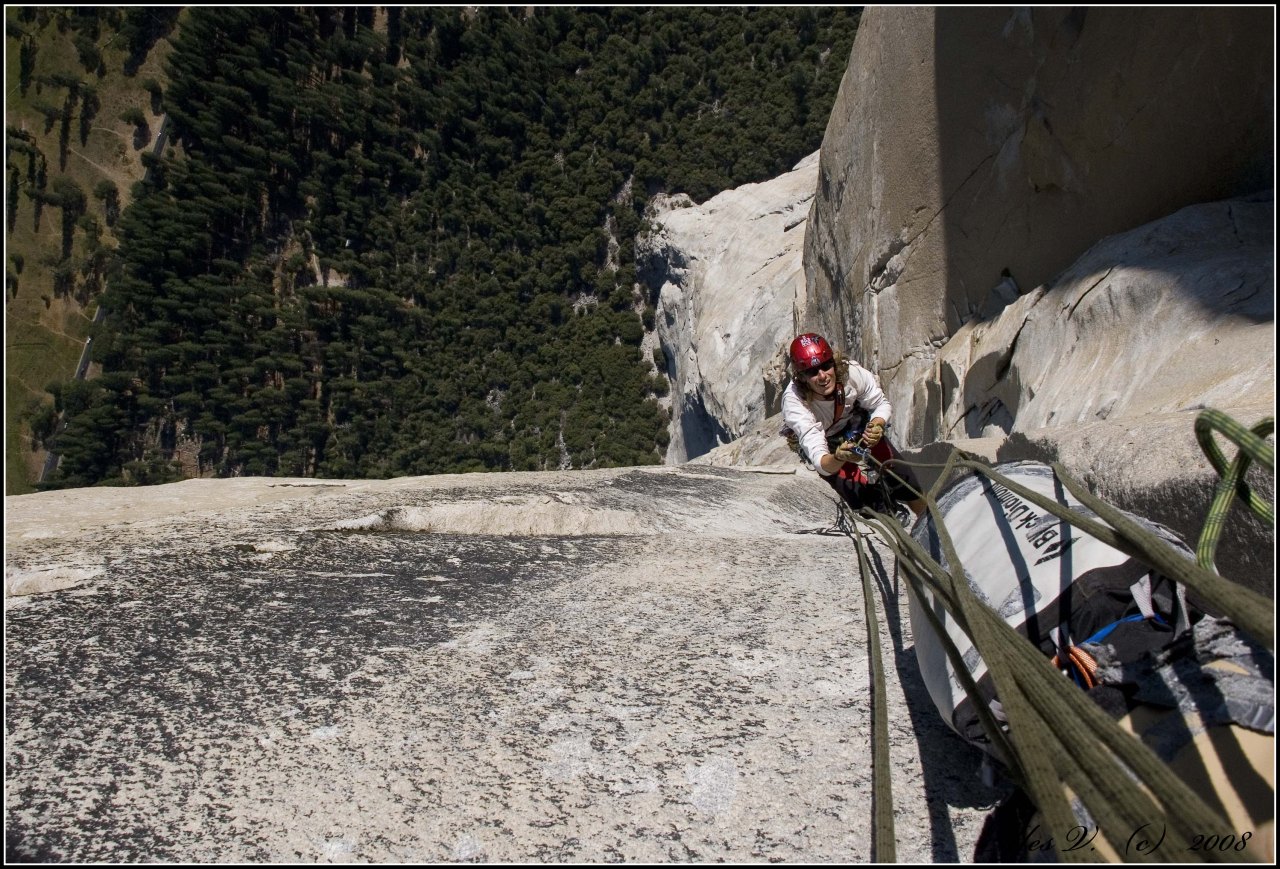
[888,539,1023,773]
[1000,619,1246,862]
[851,497,1081,842]
[854,499,973,638]
[1194,409,1275,487]
[847,518,896,862]
[862,438,1274,651]
[1048,462,1273,649]
[1197,444,1252,572]
[845,453,1252,862]
[845,503,1023,768]
[1195,413,1275,571]
[1050,756,1164,864]
[891,455,1274,650]
[832,412,1271,860]
[905,503,1235,861]
[922,496,1104,859]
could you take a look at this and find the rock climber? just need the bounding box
[781,332,927,520]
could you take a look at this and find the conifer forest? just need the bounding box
[8,7,859,487]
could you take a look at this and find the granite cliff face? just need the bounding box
[800,6,1273,445]
[648,7,1272,455]
[5,468,1001,862]
[650,6,1273,590]
[638,153,819,463]
[923,195,1274,441]
[5,10,1275,860]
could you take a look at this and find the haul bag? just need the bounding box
[907,461,1200,751]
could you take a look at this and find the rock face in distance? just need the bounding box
[916,191,1275,593]
[801,6,1274,443]
[638,152,819,463]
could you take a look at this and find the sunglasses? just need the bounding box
[800,360,835,378]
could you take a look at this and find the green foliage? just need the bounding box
[48,7,859,486]
[118,106,150,149]
[6,167,19,234]
[91,178,120,227]
[73,32,102,74]
[141,76,163,113]
[27,400,59,447]
[119,8,180,77]
[77,86,99,145]
[18,36,37,95]
[5,5,179,494]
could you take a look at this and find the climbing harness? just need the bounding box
[779,371,857,470]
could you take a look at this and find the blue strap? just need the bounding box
[1082,612,1168,646]
[1060,613,1170,689]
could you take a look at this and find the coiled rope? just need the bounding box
[1193,409,1275,572]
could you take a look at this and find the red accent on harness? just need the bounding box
[837,463,867,484]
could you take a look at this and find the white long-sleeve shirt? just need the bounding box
[780,360,893,476]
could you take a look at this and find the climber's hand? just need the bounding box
[832,443,858,464]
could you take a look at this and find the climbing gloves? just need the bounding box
[833,420,885,464]
[833,442,859,464]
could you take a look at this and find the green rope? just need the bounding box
[844,444,1265,862]
[1194,409,1275,506]
[1194,410,1275,571]
[882,455,1273,651]
[871,499,1240,861]
[1003,636,1248,863]
[848,518,897,862]
[1049,463,1273,649]
[850,504,1021,767]
[925,487,1102,859]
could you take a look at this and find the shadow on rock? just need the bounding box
[865,544,1010,862]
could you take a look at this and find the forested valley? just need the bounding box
[23,7,859,487]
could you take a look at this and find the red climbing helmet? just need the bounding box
[789,333,834,372]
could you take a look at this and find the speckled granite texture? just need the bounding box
[6,466,1004,862]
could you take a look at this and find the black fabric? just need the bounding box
[1028,565,1202,664]
[879,457,922,502]
[973,788,1042,863]
[950,564,1204,748]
